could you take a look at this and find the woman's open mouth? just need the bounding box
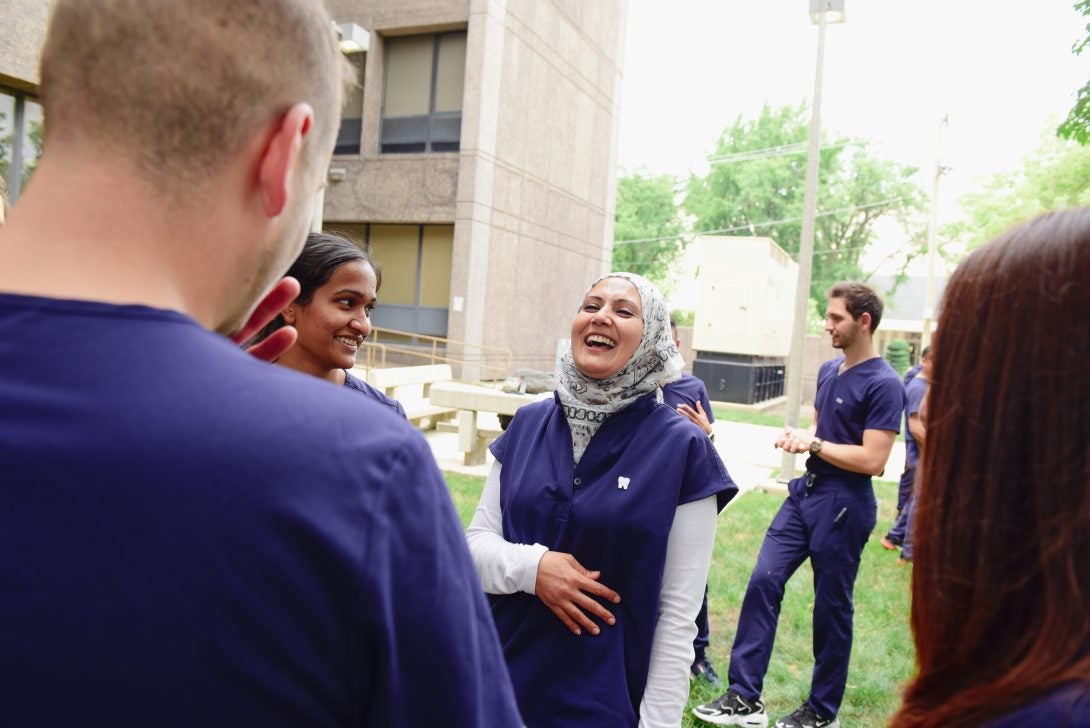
[585,334,616,349]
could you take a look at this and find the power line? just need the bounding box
[705,140,847,165]
[613,196,914,246]
[613,238,924,268]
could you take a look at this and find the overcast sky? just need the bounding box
[617,0,1090,245]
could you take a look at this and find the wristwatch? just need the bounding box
[809,437,824,455]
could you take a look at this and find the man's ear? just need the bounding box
[282,305,297,325]
[257,102,315,217]
[858,311,872,332]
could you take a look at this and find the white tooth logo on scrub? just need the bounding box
[617,476,630,490]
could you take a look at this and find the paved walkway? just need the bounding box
[425,417,906,492]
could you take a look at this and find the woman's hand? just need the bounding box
[535,551,621,636]
[676,401,713,436]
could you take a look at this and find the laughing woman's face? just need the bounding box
[570,277,643,380]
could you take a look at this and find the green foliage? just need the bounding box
[612,171,685,288]
[1058,1,1090,144]
[0,109,10,183]
[884,339,911,376]
[671,309,695,327]
[443,472,914,727]
[684,103,928,314]
[22,117,43,187]
[949,130,1090,249]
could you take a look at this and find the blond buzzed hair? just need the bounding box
[39,0,352,190]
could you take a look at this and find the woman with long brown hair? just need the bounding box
[891,208,1090,726]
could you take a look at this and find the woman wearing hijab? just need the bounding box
[467,272,738,727]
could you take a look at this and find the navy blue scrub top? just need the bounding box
[344,370,407,418]
[662,373,715,424]
[985,683,1090,726]
[487,391,737,727]
[806,356,905,482]
[903,375,928,468]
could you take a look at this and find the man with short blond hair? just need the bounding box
[0,2,521,725]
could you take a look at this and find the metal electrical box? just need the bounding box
[691,236,797,404]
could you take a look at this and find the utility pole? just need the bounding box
[780,0,844,482]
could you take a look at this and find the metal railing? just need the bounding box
[357,326,514,381]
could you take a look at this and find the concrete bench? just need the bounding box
[361,364,457,429]
[428,381,539,465]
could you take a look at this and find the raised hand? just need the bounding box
[676,400,713,436]
[230,277,301,362]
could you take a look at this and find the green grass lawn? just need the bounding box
[711,407,805,429]
[443,473,914,727]
[712,407,904,443]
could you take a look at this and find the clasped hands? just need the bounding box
[535,551,621,637]
[775,426,813,454]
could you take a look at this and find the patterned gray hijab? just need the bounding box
[555,272,684,464]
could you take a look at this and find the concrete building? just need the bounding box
[1,0,630,378]
[323,0,629,377]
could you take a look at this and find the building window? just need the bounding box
[0,87,44,203]
[327,223,453,337]
[335,52,365,155]
[380,32,466,154]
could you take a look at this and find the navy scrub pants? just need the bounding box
[726,474,877,719]
[693,584,711,661]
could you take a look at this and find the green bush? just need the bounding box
[884,339,911,376]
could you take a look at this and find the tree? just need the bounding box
[1058,0,1090,144]
[949,129,1090,249]
[612,171,684,288]
[683,103,927,314]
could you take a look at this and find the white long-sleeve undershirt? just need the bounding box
[466,460,718,728]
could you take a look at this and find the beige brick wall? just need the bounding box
[322,0,628,378]
[0,0,50,90]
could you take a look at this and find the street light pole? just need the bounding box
[921,114,948,350]
[780,0,844,482]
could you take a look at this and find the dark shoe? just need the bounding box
[690,655,724,690]
[692,688,768,726]
[774,702,839,728]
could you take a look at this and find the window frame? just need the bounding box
[379,31,465,155]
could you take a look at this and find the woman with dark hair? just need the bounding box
[467,272,737,727]
[891,208,1090,727]
[259,231,405,417]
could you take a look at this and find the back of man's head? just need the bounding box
[39,0,349,196]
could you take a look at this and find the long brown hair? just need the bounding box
[892,208,1090,726]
